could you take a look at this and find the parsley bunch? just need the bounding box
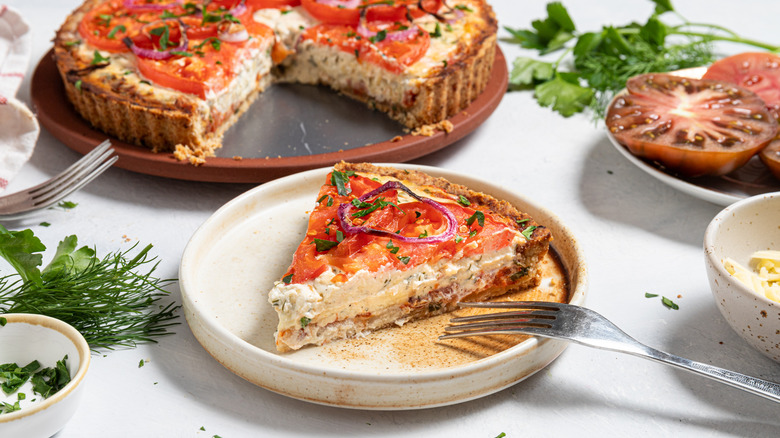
[504,0,780,118]
[0,226,178,350]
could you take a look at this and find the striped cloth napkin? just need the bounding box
[0,5,38,192]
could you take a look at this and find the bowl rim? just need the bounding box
[703,191,780,309]
[0,313,90,424]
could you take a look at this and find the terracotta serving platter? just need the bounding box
[31,48,508,183]
[179,164,588,409]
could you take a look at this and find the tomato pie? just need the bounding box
[268,162,551,352]
[53,0,497,162]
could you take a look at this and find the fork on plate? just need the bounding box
[441,301,780,403]
[0,140,117,220]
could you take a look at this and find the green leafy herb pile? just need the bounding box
[0,226,178,350]
[1,356,71,414]
[504,0,780,118]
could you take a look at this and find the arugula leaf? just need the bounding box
[509,57,555,88]
[534,73,594,117]
[0,225,45,286]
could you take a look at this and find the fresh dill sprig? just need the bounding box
[0,227,178,351]
[504,0,779,118]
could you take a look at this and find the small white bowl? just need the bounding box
[0,314,90,437]
[704,192,780,363]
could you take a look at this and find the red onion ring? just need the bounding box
[123,0,183,11]
[337,181,457,244]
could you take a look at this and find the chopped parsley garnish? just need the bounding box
[171,51,193,57]
[194,37,221,51]
[662,296,680,310]
[90,50,110,65]
[138,359,145,368]
[97,13,112,27]
[149,25,172,50]
[386,240,400,254]
[455,236,464,243]
[282,273,293,284]
[330,170,355,196]
[455,5,473,12]
[397,256,411,264]
[313,238,339,252]
[57,201,78,210]
[370,29,387,43]
[107,24,126,39]
[300,316,311,328]
[429,22,442,38]
[466,210,485,228]
[644,292,658,298]
[350,196,401,218]
[457,195,470,206]
[510,267,530,281]
[74,80,83,91]
[516,218,530,226]
[419,229,428,238]
[39,222,51,227]
[521,225,537,239]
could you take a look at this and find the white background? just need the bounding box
[3,0,780,436]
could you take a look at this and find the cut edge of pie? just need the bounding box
[268,162,552,352]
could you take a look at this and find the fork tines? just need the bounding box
[439,301,562,340]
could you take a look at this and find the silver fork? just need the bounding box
[441,301,780,403]
[0,140,117,220]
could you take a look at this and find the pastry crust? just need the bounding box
[53,0,498,157]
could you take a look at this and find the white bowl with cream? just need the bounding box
[704,192,780,363]
[0,314,90,437]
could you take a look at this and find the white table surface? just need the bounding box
[3,0,780,436]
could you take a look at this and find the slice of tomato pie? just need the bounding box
[268,162,552,351]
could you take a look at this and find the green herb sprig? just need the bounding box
[0,226,178,350]
[504,0,780,118]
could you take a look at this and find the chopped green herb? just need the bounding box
[170,50,193,57]
[397,256,411,264]
[457,195,470,206]
[430,22,442,38]
[138,359,145,368]
[351,196,401,218]
[455,5,474,12]
[644,292,659,298]
[466,210,485,228]
[419,230,428,238]
[455,236,464,243]
[300,316,311,328]
[330,170,354,196]
[662,296,679,310]
[0,317,6,326]
[313,238,339,252]
[107,24,126,39]
[90,50,109,65]
[370,29,387,43]
[282,273,293,284]
[56,201,78,210]
[495,433,506,438]
[386,240,400,254]
[521,225,537,239]
[75,80,83,91]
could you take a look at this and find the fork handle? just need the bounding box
[636,346,780,403]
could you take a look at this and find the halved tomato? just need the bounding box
[703,52,780,120]
[300,23,430,73]
[760,137,780,180]
[606,74,779,177]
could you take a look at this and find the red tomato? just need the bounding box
[78,1,160,52]
[300,23,430,73]
[606,73,778,177]
[301,0,442,26]
[759,137,780,180]
[247,0,301,8]
[131,20,187,53]
[703,52,780,120]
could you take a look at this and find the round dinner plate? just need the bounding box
[32,48,508,183]
[179,164,588,409]
[605,67,780,206]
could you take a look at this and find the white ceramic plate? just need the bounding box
[605,67,780,207]
[179,164,588,409]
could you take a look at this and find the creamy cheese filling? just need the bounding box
[269,234,526,332]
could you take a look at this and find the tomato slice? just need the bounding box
[606,73,779,177]
[759,137,780,180]
[301,0,442,26]
[301,23,430,73]
[78,1,162,52]
[703,52,780,121]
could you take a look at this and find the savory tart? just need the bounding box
[53,0,497,162]
[268,162,551,352]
